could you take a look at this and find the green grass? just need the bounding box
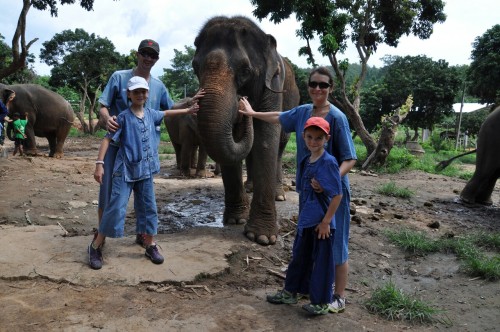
[385,228,500,281]
[365,281,447,325]
[375,181,415,199]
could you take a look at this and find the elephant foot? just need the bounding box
[52,152,64,159]
[244,231,277,245]
[225,217,247,225]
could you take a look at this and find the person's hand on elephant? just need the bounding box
[186,102,200,115]
[190,88,205,105]
[238,97,256,116]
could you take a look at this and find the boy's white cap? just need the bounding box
[127,76,149,90]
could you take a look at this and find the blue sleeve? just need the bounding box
[315,158,342,198]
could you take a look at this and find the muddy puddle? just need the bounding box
[157,187,225,233]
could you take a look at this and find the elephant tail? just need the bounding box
[435,149,477,171]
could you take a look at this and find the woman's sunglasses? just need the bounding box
[308,81,331,89]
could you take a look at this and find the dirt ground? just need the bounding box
[0,135,499,332]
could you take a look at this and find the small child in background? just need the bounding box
[266,117,343,315]
[12,111,28,156]
[88,76,199,270]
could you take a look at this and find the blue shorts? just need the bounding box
[98,143,119,210]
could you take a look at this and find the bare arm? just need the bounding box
[238,97,281,124]
[163,102,199,117]
[315,194,343,239]
[172,88,205,109]
[99,105,120,133]
[94,137,111,184]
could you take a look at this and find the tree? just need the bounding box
[0,0,96,80]
[160,46,199,100]
[40,28,123,133]
[467,24,500,106]
[250,0,446,168]
[372,55,461,139]
[0,33,37,84]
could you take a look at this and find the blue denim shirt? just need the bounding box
[111,108,165,182]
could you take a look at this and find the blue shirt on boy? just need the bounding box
[111,107,165,182]
[296,150,342,230]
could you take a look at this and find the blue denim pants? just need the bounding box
[99,166,159,238]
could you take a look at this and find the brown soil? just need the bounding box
[0,136,499,332]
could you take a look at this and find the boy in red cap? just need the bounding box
[266,117,343,315]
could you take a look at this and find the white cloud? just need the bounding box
[2,0,498,77]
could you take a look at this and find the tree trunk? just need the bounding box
[362,112,407,170]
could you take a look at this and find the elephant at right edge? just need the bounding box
[192,16,300,245]
[461,105,500,205]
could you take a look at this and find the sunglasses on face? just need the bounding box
[138,51,159,60]
[308,81,331,89]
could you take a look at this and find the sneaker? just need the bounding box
[88,242,103,270]
[266,289,298,304]
[302,303,330,315]
[135,234,146,248]
[145,244,164,264]
[328,294,346,313]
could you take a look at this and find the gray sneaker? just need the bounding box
[328,294,346,313]
[88,242,103,270]
[145,244,164,264]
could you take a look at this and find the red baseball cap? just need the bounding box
[304,117,330,135]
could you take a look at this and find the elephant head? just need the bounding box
[192,16,286,165]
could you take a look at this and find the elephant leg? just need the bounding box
[53,123,72,158]
[220,163,249,224]
[244,153,254,193]
[191,146,198,169]
[24,126,38,156]
[195,145,208,177]
[172,142,182,170]
[244,122,280,245]
[275,129,290,201]
[47,136,57,158]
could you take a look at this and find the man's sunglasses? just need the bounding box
[138,51,159,60]
[308,81,331,89]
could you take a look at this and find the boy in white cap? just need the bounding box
[89,76,199,270]
[266,117,343,315]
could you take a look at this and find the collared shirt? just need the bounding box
[279,103,357,191]
[296,151,342,229]
[111,108,165,182]
[98,69,174,116]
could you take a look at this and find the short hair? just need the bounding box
[309,66,334,86]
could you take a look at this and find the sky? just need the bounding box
[1,0,498,79]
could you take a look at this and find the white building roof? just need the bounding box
[452,103,487,113]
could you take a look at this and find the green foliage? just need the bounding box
[385,229,440,255]
[0,33,37,84]
[40,28,123,98]
[467,24,500,105]
[365,281,445,324]
[373,147,415,174]
[375,181,414,199]
[429,131,453,152]
[160,46,199,99]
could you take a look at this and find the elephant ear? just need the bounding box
[264,34,286,93]
[2,88,15,104]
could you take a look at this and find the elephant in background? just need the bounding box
[192,16,300,245]
[1,84,74,158]
[460,105,500,205]
[164,111,220,177]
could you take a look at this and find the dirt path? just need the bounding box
[0,136,499,331]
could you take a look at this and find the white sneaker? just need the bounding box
[328,294,346,313]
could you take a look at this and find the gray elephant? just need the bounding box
[164,112,220,177]
[192,16,300,245]
[460,105,500,205]
[1,83,74,158]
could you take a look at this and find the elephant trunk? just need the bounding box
[196,51,254,164]
[197,87,253,165]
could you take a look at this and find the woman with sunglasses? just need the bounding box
[239,66,357,314]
